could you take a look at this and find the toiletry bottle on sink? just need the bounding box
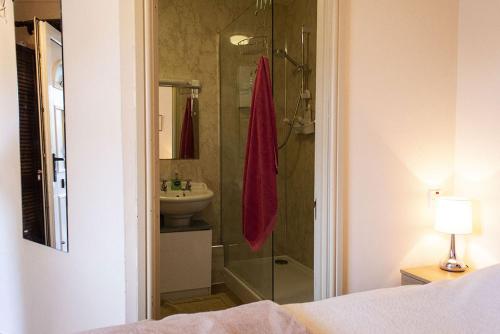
[171,173,182,190]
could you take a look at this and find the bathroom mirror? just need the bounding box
[14,0,69,252]
[159,80,200,160]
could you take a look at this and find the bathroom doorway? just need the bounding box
[145,0,340,320]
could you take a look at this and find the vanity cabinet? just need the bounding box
[160,220,212,298]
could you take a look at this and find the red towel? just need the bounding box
[179,97,194,159]
[242,57,278,251]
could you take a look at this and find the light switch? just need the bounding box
[428,189,441,208]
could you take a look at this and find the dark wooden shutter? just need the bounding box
[16,44,46,245]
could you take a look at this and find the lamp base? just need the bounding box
[440,258,467,272]
[440,234,468,272]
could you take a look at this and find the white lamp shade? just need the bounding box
[435,197,472,235]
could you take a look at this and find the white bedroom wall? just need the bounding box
[119,0,147,323]
[454,0,500,269]
[0,0,143,332]
[339,0,459,293]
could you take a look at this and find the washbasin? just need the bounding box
[160,182,214,226]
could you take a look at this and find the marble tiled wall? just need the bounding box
[158,0,251,243]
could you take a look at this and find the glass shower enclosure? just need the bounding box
[221,0,316,304]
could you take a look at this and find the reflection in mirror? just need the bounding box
[14,0,68,252]
[159,80,200,160]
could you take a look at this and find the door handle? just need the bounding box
[52,153,65,182]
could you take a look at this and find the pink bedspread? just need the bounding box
[83,300,309,334]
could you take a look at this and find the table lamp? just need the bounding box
[434,197,472,272]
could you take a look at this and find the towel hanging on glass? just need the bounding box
[242,56,278,251]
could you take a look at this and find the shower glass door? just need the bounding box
[221,0,315,304]
[220,3,274,301]
[271,0,316,304]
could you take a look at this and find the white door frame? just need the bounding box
[141,0,342,318]
[314,0,342,299]
[144,0,160,320]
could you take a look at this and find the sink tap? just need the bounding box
[182,179,192,191]
[161,179,168,192]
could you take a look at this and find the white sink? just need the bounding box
[160,182,214,226]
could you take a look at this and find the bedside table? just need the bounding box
[400,265,474,285]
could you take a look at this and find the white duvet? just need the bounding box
[86,264,500,333]
[284,264,500,334]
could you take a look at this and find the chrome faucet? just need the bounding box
[182,179,192,191]
[161,179,168,192]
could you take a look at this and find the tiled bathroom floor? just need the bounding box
[160,256,313,319]
[160,284,242,318]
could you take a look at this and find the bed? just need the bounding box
[84,264,500,334]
